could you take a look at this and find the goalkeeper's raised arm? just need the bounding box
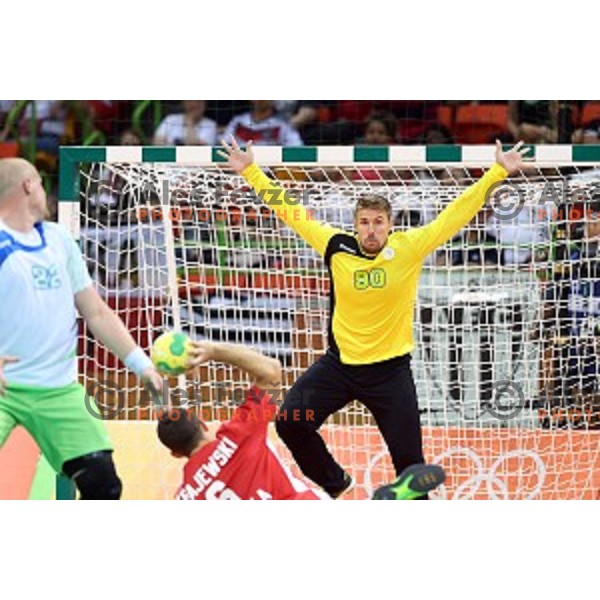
[402,140,532,259]
[218,137,341,256]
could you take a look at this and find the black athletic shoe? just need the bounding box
[372,464,446,500]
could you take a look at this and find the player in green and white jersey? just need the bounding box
[0,158,164,499]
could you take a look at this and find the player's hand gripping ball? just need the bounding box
[151,331,193,376]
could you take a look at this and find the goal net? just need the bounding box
[64,146,600,499]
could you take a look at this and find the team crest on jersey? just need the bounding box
[382,247,395,260]
[32,265,61,290]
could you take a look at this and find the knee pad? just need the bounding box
[62,451,122,500]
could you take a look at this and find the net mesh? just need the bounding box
[73,160,600,499]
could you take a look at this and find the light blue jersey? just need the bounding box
[0,219,92,387]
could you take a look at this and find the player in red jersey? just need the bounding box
[158,340,328,500]
[157,340,445,500]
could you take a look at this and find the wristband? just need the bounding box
[124,347,154,377]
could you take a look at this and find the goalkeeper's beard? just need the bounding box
[361,235,383,255]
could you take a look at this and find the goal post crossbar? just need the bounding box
[59,144,600,201]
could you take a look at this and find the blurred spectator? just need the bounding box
[153,101,217,146]
[223,101,303,146]
[86,101,129,139]
[339,101,440,143]
[572,119,600,144]
[508,100,558,144]
[282,101,357,145]
[361,112,398,144]
[119,129,142,145]
[205,101,251,127]
[274,101,350,144]
[0,101,71,153]
[273,101,309,125]
[420,123,454,145]
[391,101,442,141]
[350,112,398,181]
[289,102,321,131]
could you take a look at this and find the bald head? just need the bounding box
[0,158,48,228]
[0,158,39,202]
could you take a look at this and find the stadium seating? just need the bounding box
[581,102,600,126]
[453,104,509,144]
[437,105,454,130]
[0,141,19,158]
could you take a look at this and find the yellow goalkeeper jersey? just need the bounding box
[241,162,508,365]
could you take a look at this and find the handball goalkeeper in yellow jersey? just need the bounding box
[218,137,531,498]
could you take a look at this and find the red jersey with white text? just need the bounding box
[176,386,326,500]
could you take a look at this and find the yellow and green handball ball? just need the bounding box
[151,331,192,376]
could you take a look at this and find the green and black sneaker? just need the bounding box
[372,464,446,500]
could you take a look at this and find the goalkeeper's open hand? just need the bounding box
[218,136,254,174]
[0,356,19,395]
[495,140,533,175]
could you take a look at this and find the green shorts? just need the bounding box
[0,382,113,473]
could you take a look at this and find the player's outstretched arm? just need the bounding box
[75,287,163,390]
[218,136,255,173]
[0,356,19,395]
[186,340,281,390]
[217,136,339,257]
[495,140,533,175]
[405,140,533,260]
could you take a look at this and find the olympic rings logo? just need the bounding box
[363,447,546,500]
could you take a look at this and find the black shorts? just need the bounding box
[276,350,425,493]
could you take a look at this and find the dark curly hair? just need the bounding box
[157,408,204,456]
